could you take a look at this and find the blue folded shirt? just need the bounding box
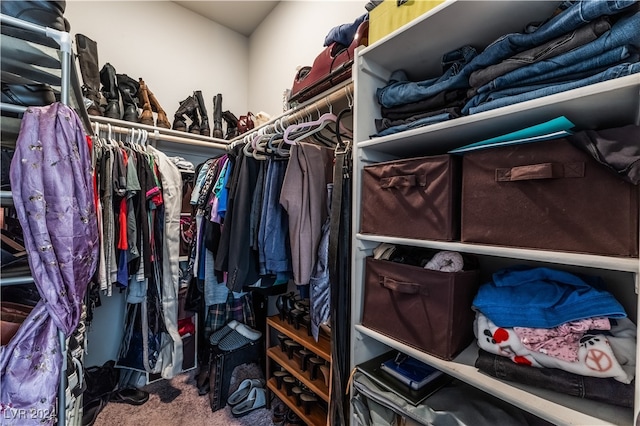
[472,266,626,328]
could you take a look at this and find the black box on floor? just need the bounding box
[208,339,262,412]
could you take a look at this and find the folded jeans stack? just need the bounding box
[373,0,640,136]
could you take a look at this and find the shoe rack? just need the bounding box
[266,314,331,426]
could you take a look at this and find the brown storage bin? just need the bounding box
[361,155,461,241]
[362,257,480,360]
[461,139,638,257]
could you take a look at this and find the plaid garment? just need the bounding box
[204,292,255,339]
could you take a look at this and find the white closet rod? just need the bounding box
[229,81,354,148]
[90,116,230,150]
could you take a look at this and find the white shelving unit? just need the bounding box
[0,12,92,426]
[350,2,640,425]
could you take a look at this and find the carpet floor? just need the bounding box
[94,363,277,426]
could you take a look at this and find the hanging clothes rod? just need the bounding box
[90,117,230,150]
[229,80,354,149]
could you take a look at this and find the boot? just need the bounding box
[187,106,200,135]
[172,95,197,132]
[99,63,120,119]
[212,93,223,139]
[146,85,171,129]
[75,34,103,116]
[117,74,140,122]
[137,78,154,126]
[222,110,238,140]
[193,90,210,137]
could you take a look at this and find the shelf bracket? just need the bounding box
[357,56,389,84]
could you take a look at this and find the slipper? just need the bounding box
[230,387,266,417]
[217,324,262,352]
[234,323,262,341]
[110,388,150,405]
[82,396,107,426]
[227,378,265,406]
[209,320,240,346]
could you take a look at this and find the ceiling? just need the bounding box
[173,1,280,37]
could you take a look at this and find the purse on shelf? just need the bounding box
[237,112,255,135]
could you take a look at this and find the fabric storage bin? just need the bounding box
[362,257,480,360]
[369,0,446,44]
[361,154,461,241]
[461,139,639,257]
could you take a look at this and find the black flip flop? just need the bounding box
[110,388,150,405]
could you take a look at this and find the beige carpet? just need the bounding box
[94,363,277,426]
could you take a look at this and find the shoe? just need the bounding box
[217,324,262,352]
[230,387,266,417]
[212,93,223,139]
[137,78,154,126]
[99,63,120,119]
[110,388,149,406]
[209,320,240,346]
[75,34,103,116]
[146,85,171,128]
[194,90,210,137]
[222,110,238,140]
[172,95,197,132]
[227,378,265,406]
[117,74,140,122]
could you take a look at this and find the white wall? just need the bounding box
[65,1,250,127]
[248,0,368,116]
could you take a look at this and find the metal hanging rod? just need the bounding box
[228,80,354,149]
[90,116,230,150]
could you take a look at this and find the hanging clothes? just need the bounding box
[216,146,261,292]
[148,146,184,379]
[1,103,99,425]
[279,141,334,286]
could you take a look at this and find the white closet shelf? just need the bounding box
[356,234,639,273]
[361,1,562,80]
[354,324,633,426]
[356,74,640,157]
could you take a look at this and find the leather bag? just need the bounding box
[362,257,480,360]
[361,154,461,241]
[461,138,639,257]
[289,20,368,104]
[237,112,255,135]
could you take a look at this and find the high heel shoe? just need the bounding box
[282,376,296,396]
[300,393,318,415]
[298,348,314,372]
[273,370,289,390]
[308,357,325,381]
[284,340,302,360]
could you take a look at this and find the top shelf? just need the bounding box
[0,14,91,136]
[362,1,564,80]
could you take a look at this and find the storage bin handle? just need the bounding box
[379,173,427,189]
[495,162,584,182]
[380,276,427,296]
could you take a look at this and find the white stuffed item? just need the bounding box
[424,251,464,272]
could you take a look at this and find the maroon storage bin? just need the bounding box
[362,257,480,360]
[361,154,461,241]
[461,139,638,257]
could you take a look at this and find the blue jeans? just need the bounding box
[469,17,611,88]
[463,46,636,113]
[465,0,637,74]
[374,112,455,136]
[258,159,291,275]
[467,61,640,115]
[478,11,640,94]
[376,45,477,107]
